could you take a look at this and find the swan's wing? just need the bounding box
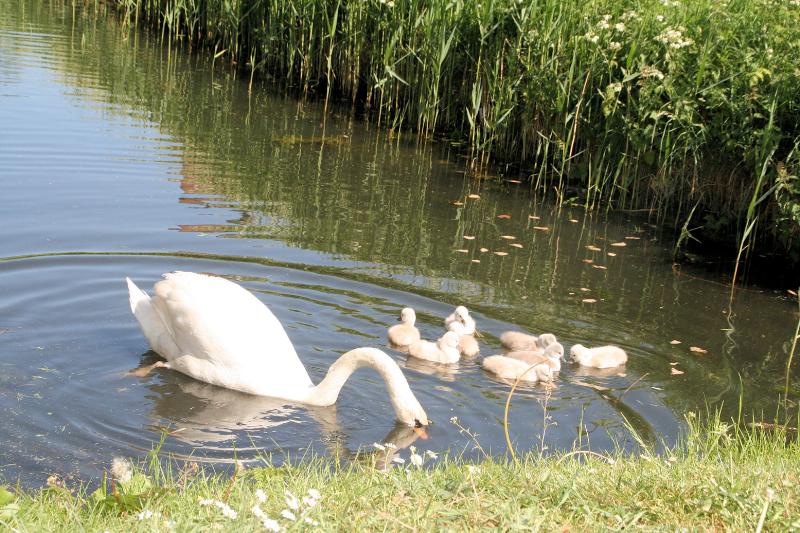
[126,277,180,359]
[151,272,313,390]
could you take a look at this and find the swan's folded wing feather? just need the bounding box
[152,272,314,392]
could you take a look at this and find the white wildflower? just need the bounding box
[281,509,297,521]
[305,517,319,526]
[199,499,237,520]
[622,10,639,21]
[584,32,600,44]
[255,488,267,503]
[409,453,423,467]
[609,41,622,51]
[392,457,405,464]
[252,504,266,518]
[614,22,626,32]
[597,20,610,30]
[640,65,665,80]
[137,510,155,520]
[263,517,281,532]
[302,496,318,508]
[425,450,439,459]
[449,416,458,424]
[308,488,321,500]
[656,15,665,22]
[384,442,397,450]
[220,505,238,520]
[372,443,386,451]
[466,465,480,475]
[608,82,623,93]
[199,498,215,506]
[285,491,299,511]
[110,457,132,483]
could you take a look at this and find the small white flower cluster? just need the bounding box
[110,457,133,483]
[252,488,321,531]
[597,14,612,30]
[374,442,439,468]
[137,509,156,521]
[791,0,800,6]
[657,26,694,49]
[640,65,665,81]
[660,0,680,6]
[199,498,238,520]
[378,0,395,7]
[621,10,639,21]
[656,15,665,22]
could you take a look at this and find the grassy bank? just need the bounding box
[3,416,799,531]
[109,0,800,265]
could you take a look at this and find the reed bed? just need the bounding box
[113,0,800,263]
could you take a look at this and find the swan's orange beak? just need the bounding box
[413,426,429,439]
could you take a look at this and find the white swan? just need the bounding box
[407,331,461,364]
[570,344,628,369]
[507,342,565,371]
[447,321,479,357]
[387,307,421,347]
[500,331,557,352]
[126,272,429,427]
[444,306,476,335]
[482,356,553,383]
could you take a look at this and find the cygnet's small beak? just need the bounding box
[397,316,402,322]
[413,426,429,439]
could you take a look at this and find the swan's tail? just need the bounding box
[126,277,150,314]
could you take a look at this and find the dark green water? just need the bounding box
[1,1,797,486]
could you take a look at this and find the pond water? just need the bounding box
[1,0,798,487]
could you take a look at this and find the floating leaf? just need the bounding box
[500,235,516,240]
[528,215,540,220]
[582,298,597,303]
[611,242,627,247]
[479,247,489,252]
[497,214,512,219]
[569,219,579,223]
[607,252,617,257]
[471,259,481,263]
[468,194,481,199]
[533,226,550,231]
[455,249,469,253]
[592,265,608,270]
[789,289,798,297]
[690,346,708,354]
[671,368,685,375]
[586,245,601,252]
[582,259,594,264]
[580,287,591,292]
[463,235,475,240]
[510,243,523,249]
[670,340,682,345]
[625,236,641,240]
[507,179,522,184]
[669,362,678,365]
[450,200,465,206]
[493,251,509,256]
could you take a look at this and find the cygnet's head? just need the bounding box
[440,331,460,348]
[534,363,553,382]
[537,333,557,348]
[544,342,564,360]
[454,305,470,322]
[569,344,586,360]
[399,307,416,324]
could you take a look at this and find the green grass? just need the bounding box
[3,414,800,531]
[107,0,800,264]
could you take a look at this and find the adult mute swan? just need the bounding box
[126,272,429,427]
[387,307,421,347]
[570,344,628,369]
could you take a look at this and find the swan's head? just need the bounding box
[398,399,430,428]
[544,342,565,361]
[447,320,466,335]
[569,344,586,360]
[537,333,557,348]
[440,331,460,349]
[399,307,416,325]
[454,306,470,322]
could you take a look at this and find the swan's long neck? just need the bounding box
[301,348,425,424]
